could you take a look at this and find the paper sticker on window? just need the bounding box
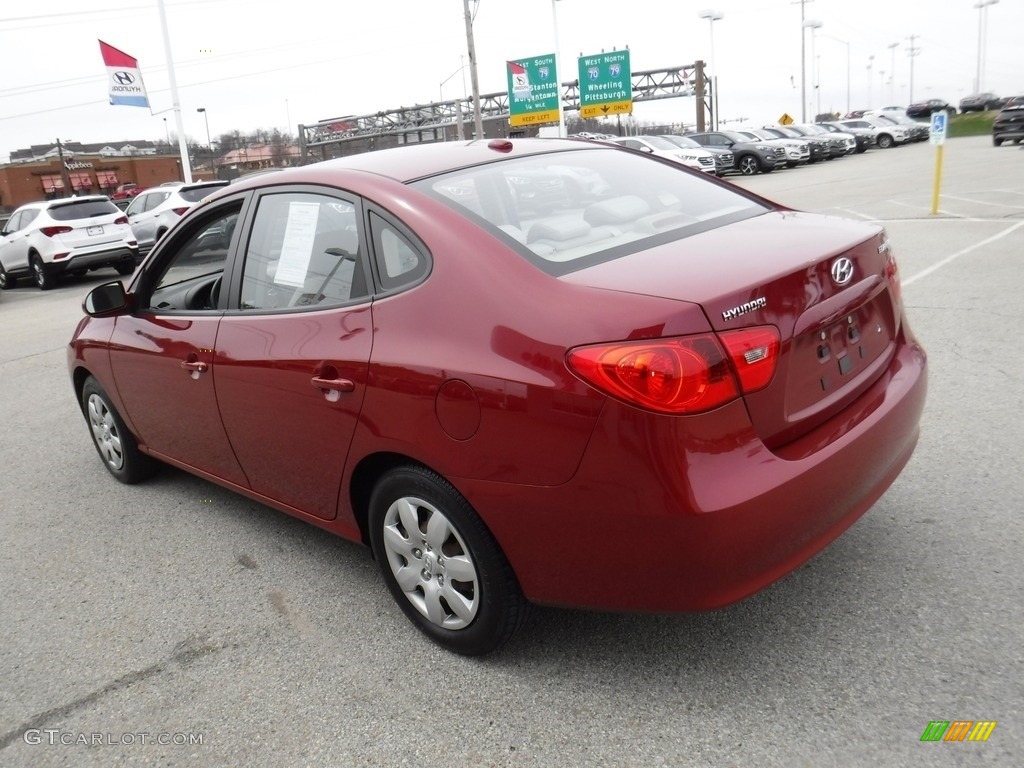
[274,201,320,287]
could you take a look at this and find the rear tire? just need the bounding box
[30,254,52,290]
[877,134,894,149]
[993,137,1003,147]
[0,264,15,289]
[368,465,529,656]
[115,260,135,276]
[80,376,157,484]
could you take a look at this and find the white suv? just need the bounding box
[126,180,229,255]
[837,118,911,149]
[0,196,139,290]
[605,136,719,173]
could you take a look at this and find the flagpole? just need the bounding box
[156,0,192,183]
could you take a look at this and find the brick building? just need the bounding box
[0,141,187,212]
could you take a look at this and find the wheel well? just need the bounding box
[71,367,92,412]
[348,452,431,546]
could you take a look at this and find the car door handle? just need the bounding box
[311,376,355,393]
[180,360,209,373]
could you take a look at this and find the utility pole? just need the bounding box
[906,35,920,104]
[55,138,72,198]
[462,0,484,139]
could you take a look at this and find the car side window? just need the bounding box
[126,194,147,216]
[4,212,23,232]
[368,211,428,291]
[239,192,367,311]
[20,210,40,229]
[145,192,170,212]
[145,204,241,311]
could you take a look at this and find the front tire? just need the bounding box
[0,264,15,289]
[80,376,156,484]
[737,155,759,176]
[877,134,894,149]
[993,137,1003,147]
[368,465,529,656]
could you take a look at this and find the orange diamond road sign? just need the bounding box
[778,113,794,125]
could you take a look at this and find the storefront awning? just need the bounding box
[96,170,118,187]
[39,174,64,193]
[69,172,92,191]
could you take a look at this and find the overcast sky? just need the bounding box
[1,0,1021,161]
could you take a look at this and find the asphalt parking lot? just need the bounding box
[1,135,1021,767]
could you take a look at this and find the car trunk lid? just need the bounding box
[562,211,901,447]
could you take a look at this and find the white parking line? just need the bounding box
[941,194,1024,209]
[903,220,1024,287]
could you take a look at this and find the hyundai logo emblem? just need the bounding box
[114,71,135,86]
[831,256,854,286]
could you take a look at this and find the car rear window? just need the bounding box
[179,183,228,203]
[413,148,767,275]
[48,200,119,220]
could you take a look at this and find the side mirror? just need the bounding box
[83,281,130,317]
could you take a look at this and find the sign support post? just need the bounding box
[929,111,948,215]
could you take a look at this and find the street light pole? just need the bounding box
[440,58,469,142]
[887,42,898,103]
[803,20,822,120]
[821,33,850,116]
[197,107,212,175]
[867,54,875,108]
[698,10,724,130]
[974,0,999,93]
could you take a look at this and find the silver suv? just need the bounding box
[0,196,138,290]
[126,180,228,255]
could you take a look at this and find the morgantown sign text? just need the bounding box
[506,55,561,127]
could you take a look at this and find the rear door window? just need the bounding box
[239,191,369,310]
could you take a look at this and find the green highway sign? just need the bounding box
[506,54,560,127]
[578,50,632,118]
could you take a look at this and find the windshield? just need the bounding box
[414,147,768,276]
[664,135,702,149]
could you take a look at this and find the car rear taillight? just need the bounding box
[883,247,901,304]
[53,252,71,260]
[718,327,781,393]
[40,226,73,237]
[568,328,780,415]
[172,207,189,217]
[114,215,128,225]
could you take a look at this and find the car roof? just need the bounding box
[20,195,111,211]
[226,138,600,193]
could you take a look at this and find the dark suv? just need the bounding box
[686,131,781,175]
[993,96,1024,146]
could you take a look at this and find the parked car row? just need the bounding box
[0,180,230,290]
[992,96,1024,147]
[576,109,936,181]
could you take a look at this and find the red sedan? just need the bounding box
[68,138,927,655]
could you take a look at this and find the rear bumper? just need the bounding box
[463,330,927,613]
[50,245,138,273]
